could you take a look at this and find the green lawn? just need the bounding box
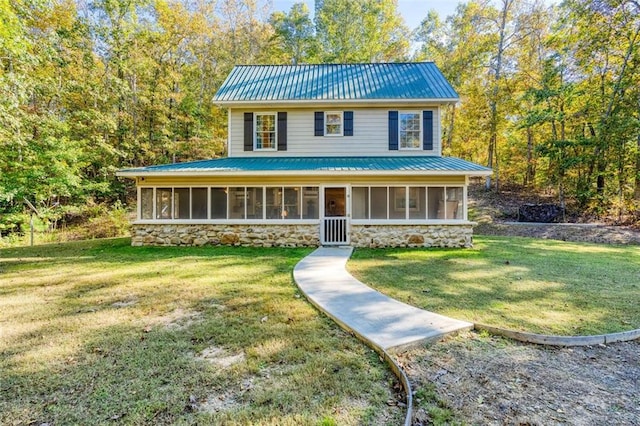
[349,236,640,335]
[0,238,402,425]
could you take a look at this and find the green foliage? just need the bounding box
[74,201,131,239]
[0,212,27,236]
[3,0,640,230]
[270,2,318,64]
[417,0,640,221]
[317,416,338,426]
[413,384,458,425]
[315,0,410,62]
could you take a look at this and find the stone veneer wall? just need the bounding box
[131,224,320,247]
[131,223,474,248]
[350,224,474,248]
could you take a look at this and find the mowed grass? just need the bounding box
[0,238,402,425]
[349,236,640,335]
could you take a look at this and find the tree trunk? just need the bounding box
[525,127,535,187]
[559,169,566,221]
[596,22,640,198]
[635,131,640,200]
[596,167,606,195]
[485,0,513,190]
[446,104,455,150]
[117,65,125,149]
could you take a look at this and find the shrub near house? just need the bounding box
[117,63,491,247]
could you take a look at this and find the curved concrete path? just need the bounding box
[293,247,473,353]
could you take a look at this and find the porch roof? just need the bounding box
[117,156,492,177]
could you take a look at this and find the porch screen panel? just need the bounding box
[428,187,445,219]
[229,187,245,219]
[174,188,190,219]
[302,187,319,219]
[192,188,208,219]
[140,188,153,219]
[284,187,301,219]
[371,187,388,219]
[446,187,464,220]
[389,187,406,219]
[408,187,427,219]
[352,187,369,219]
[211,188,227,219]
[247,187,264,219]
[156,188,172,219]
[266,187,282,219]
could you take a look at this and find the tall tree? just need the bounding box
[558,0,640,214]
[414,3,496,156]
[270,2,317,64]
[1,0,89,210]
[484,0,515,190]
[315,0,410,63]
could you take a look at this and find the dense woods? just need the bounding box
[1,0,640,236]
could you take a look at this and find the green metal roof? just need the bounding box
[118,156,491,176]
[213,63,459,103]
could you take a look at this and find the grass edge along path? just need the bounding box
[0,238,404,426]
[348,235,640,336]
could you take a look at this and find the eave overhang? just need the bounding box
[215,98,460,108]
[116,156,493,179]
[117,169,492,178]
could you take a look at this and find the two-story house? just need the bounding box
[117,63,491,247]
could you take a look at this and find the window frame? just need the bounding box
[254,112,278,151]
[398,111,422,150]
[324,111,343,137]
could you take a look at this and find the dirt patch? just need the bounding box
[196,346,246,369]
[199,391,240,414]
[399,331,640,425]
[111,299,137,308]
[475,222,640,245]
[198,392,240,413]
[148,308,203,330]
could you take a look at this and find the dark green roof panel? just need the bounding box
[120,156,490,174]
[214,63,459,102]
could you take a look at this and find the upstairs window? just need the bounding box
[255,113,277,150]
[399,112,421,149]
[324,111,343,136]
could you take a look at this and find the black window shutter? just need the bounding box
[423,110,433,150]
[388,111,398,150]
[244,112,253,151]
[314,111,324,136]
[344,111,353,136]
[277,112,287,151]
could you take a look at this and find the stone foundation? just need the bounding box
[131,224,320,247]
[131,223,474,248]
[350,224,473,248]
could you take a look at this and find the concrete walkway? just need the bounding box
[293,247,473,352]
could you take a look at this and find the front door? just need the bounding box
[322,187,349,245]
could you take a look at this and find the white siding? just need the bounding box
[229,107,442,158]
